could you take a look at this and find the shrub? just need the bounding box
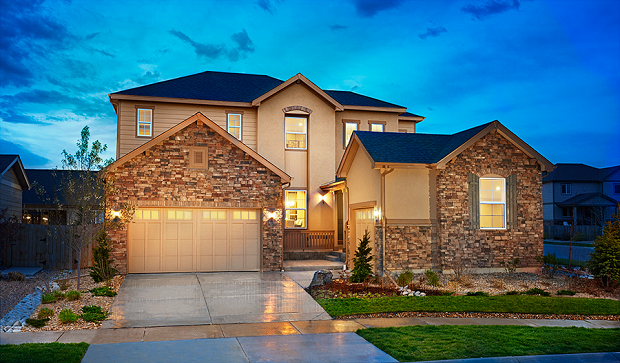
[59,309,78,323]
[38,308,54,319]
[424,269,440,287]
[80,305,108,322]
[90,232,119,283]
[536,253,560,277]
[557,289,577,296]
[500,258,520,274]
[41,293,58,304]
[466,291,489,297]
[505,290,520,295]
[65,290,81,301]
[57,279,70,291]
[25,318,49,328]
[89,286,117,297]
[7,271,26,281]
[523,288,550,296]
[52,290,65,299]
[350,230,373,283]
[587,210,620,287]
[397,270,414,287]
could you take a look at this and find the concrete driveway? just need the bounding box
[103,272,331,328]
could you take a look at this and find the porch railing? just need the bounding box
[284,230,335,250]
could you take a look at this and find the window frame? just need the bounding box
[284,115,308,150]
[614,183,620,194]
[226,111,243,141]
[561,183,572,195]
[135,106,154,138]
[343,119,360,147]
[369,120,386,132]
[284,189,307,229]
[479,177,506,230]
[561,207,574,218]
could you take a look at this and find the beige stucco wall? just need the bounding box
[398,120,416,133]
[335,110,400,164]
[257,83,337,230]
[385,168,430,220]
[116,100,257,158]
[346,149,381,207]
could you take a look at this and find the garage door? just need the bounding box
[128,208,260,273]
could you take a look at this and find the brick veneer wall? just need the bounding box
[380,225,436,272]
[436,131,543,270]
[107,122,285,274]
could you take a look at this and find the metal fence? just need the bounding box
[2,224,93,269]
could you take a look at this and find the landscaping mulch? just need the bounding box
[335,310,620,321]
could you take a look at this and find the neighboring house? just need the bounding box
[543,163,620,226]
[106,71,423,274]
[0,155,30,219]
[334,121,553,273]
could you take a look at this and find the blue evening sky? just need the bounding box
[1,0,618,169]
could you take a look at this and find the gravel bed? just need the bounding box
[0,269,58,319]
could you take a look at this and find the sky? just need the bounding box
[1,0,619,169]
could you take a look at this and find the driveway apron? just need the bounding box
[104,272,330,328]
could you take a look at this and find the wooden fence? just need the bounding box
[2,224,94,269]
[544,225,602,241]
[284,230,335,250]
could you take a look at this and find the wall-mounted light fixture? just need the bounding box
[373,208,381,223]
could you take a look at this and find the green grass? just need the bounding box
[317,295,620,317]
[544,240,593,247]
[0,342,89,363]
[357,325,620,362]
[555,258,588,268]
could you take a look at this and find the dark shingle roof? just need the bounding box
[354,122,492,164]
[543,164,620,182]
[399,112,423,118]
[324,90,404,108]
[557,192,619,207]
[23,169,97,205]
[0,155,19,175]
[112,71,284,103]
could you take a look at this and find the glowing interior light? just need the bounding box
[496,186,501,190]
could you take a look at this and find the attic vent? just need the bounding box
[189,147,208,169]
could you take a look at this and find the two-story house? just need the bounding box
[106,71,423,274]
[543,163,620,226]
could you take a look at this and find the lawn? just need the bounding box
[0,342,89,363]
[318,295,620,317]
[357,325,620,362]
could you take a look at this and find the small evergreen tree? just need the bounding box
[587,207,620,287]
[89,232,118,283]
[350,229,373,283]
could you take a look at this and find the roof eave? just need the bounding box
[2,156,31,190]
[108,94,254,108]
[398,115,425,122]
[252,73,344,111]
[342,105,407,113]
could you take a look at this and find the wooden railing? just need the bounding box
[284,230,335,250]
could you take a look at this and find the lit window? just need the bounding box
[135,210,160,220]
[202,210,226,220]
[344,122,357,146]
[480,178,505,229]
[227,113,242,140]
[285,190,306,228]
[370,123,384,132]
[561,184,572,195]
[137,108,152,137]
[232,210,257,220]
[167,210,192,220]
[285,116,307,149]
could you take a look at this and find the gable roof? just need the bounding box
[107,112,291,182]
[556,192,619,207]
[544,164,620,183]
[0,154,30,190]
[337,120,553,176]
[252,73,344,111]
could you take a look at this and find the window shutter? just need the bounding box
[468,173,480,229]
[506,174,517,229]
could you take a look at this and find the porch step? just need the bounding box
[283,260,345,272]
[326,251,346,262]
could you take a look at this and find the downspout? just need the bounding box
[280,181,291,272]
[380,166,394,276]
[343,179,350,269]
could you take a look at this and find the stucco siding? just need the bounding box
[385,168,430,220]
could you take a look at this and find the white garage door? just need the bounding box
[128,208,260,273]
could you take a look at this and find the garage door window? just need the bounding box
[167,210,192,220]
[203,210,226,220]
[135,210,160,220]
[233,210,257,220]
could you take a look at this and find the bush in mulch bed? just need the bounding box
[308,279,454,299]
[89,286,117,297]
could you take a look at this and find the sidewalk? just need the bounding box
[1,316,618,345]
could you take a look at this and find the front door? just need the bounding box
[351,208,376,273]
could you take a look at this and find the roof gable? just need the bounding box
[557,192,619,207]
[107,112,291,182]
[0,154,30,190]
[251,73,344,111]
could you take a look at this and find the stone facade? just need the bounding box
[380,224,436,273]
[436,131,543,270]
[107,121,285,274]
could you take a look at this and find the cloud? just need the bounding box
[0,89,110,118]
[352,0,404,17]
[169,29,255,62]
[87,47,115,58]
[419,27,447,39]
[0,108,49,125]
[329,25,348,31]
[257,0,274,14]
[0,139,52,168]
[462,0,521,20]
[135,70,162,84]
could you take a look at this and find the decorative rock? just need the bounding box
[308,270,333,289]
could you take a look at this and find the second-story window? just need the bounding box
[285,116,307,149]
[227,113,242,140]
[561,183,572,195]
[614,183,620,194]
[137,108,153,137]
[344,122,358,147]
[370,123,384,132]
